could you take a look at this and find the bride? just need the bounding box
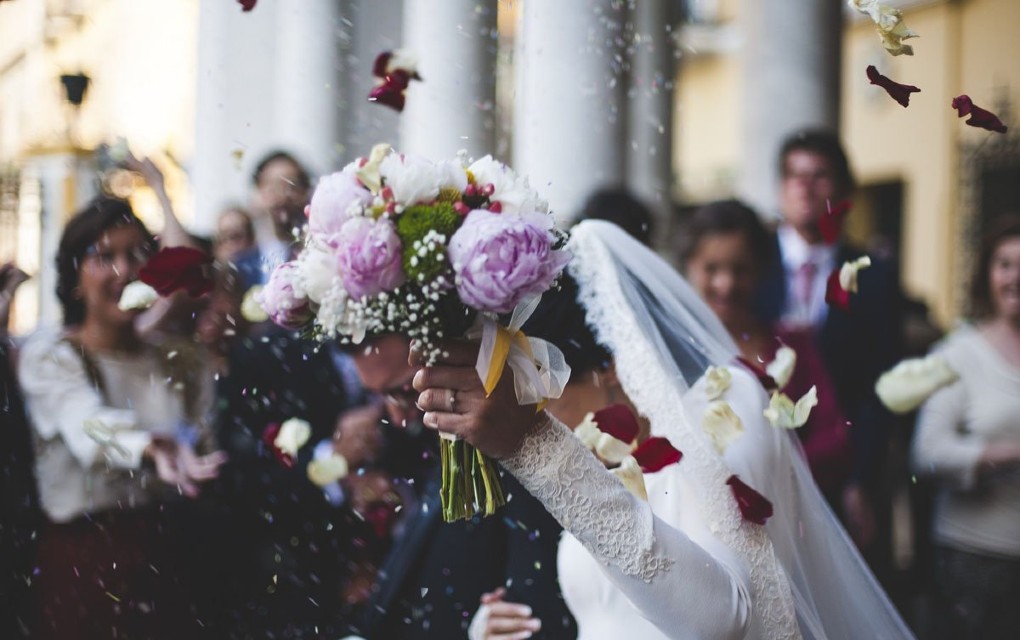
[411,220,914,639]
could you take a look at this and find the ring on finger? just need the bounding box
[448,388,457,412]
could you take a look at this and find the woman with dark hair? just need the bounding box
[17,197,225,639]
[681,200,851,507]
[912,213,1020,639]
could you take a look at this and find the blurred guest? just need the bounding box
[756,130,904,576]
[1,263,37,639]
[912,214,1020,640]
[683,199,851,505]
[235,150,312,289]
[214,206,256,264]
[17,198,226,639]
[574,187,655,246]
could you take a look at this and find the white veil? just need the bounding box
[567,220,914,640]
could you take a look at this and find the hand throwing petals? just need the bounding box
[866,66,921,107]
[876,354,959,414]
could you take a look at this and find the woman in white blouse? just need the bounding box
[912,214,1020,639]
[18,198,225,639]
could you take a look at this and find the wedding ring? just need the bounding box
[448,389,457,412]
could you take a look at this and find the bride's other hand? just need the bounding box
[468,587,542,640]
[411,340,546,459]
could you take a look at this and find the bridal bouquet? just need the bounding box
[260,144,571,522]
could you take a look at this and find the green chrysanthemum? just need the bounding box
[395,203,461,282]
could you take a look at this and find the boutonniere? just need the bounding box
[262,417,312,468]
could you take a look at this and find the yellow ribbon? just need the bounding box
[482,324,549,412]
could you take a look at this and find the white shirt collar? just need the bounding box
[777,224,837,270]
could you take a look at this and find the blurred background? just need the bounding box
[0,0,1016,335]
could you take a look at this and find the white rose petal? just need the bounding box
[274,418,312,457]
[876,354,958,414]
[293,242,338,305]
[702,401,744,453]
[611,456,648,501]
[356,143,391,194]
[849,0,918,56]
[379,153,442,205]
[766,346,797,390]
[573,412,601,450]
[595,432,634,465]
[838,256,872,293]
[704,366,732,401]
[118,281,158,311]
[241,285,269,323]
[764,386,818,430]
[307,453,350,487]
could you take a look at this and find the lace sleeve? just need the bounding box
[501,415,753,640]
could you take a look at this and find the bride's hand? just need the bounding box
[468,588,542,640]
[411,339,547,459]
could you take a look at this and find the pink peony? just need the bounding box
[335,217,405,300]
[259,262,313,329]
[307,168,374,242]
[448,209,570,314]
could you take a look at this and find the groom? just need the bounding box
[345,334,576,640]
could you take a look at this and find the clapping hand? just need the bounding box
[145,436,227,498]
[468,587,543,640]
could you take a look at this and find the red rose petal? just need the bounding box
[631,437,682,473]
[824,268,851,311]
[817,199,852,245]
[238,0,256,12]
[593,404,641,444]
[372,52,393,79]
[138,246,214,298]
[735,357,778,392]
[866,65,920,108]
[952,94,1008,134]
[726,475,773,525]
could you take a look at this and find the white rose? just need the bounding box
[766,346,797,390]
[763,386,818,430]
[379,153,442,205]
[611,456,648,501]
[436,158,469,193]
[274,418,312,457]
[702,401,744,453]
[293,242,338,305]
[118,281,158,311]
[703,366,732,401]
[467,155,548,215]
[876,354,958,414]
[307,453,349,486]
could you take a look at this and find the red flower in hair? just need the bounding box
[261,423,295,469]
[726,475,773,525]
[818,199,852,245]
[238,0,256,12]
[139,246,214,297]
[593,404,641,444]
[952,95,1007,133]
[866,66,920,108]
[631,437,682,473]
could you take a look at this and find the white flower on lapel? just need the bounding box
[117,281,158,311]
[307,452,350,486]
[702,401,744,453]
[764,386,818,429]
[766,346,797,390]
[274,418,312,457]
[839,256,872,293]
[704,366,733,401]
[876,354,958,414]
[611,455,648,501]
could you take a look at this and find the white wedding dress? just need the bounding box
[496,221,915,640]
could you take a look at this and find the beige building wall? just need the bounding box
[675,0,1020,326]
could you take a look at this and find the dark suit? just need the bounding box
[213,327,375,637]
[757,235,904,578]
[356,461,577,640]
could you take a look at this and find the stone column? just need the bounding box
[739,0,843,216]
[400,0,498,160]
[626,0,677,241]
[513,0,627,222]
